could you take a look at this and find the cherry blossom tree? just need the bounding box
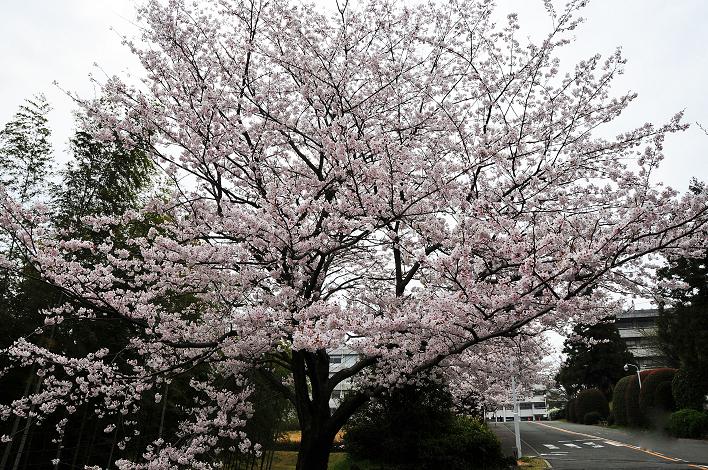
[2,0,708,468]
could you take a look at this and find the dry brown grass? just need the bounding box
[277,430,345,444]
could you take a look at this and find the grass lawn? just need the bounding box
[270,451,348,470]
[272,451,534,469]
[279,430,345,444]
[517,456,550,469]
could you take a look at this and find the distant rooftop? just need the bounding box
[616,308,660,319]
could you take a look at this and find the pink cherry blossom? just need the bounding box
[1,0,707,469]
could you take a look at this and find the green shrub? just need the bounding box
[640,368,676,417]
[584,411,602,425]
[655,382,675,413]
[625,370,653,427]
[607,410,615,426]
[344,379,512,469]
[673,367,708,411]
[666,409,708,438]
[417,416,514,470]
[576,388,609,423]
[612,376,632,426]
[344,379,456,463]
[567,398,578,423]
[549,408,565,420]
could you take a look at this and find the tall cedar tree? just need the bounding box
[556,318,635,399]
[0,95,54,470]
[0,94,52,203]
[0,95,53,313]
[54,128,153,232]
[656,180,708,406]
[0,119,157,469]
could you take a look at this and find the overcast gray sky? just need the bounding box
[2,0,707,191]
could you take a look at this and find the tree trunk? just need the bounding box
[158,382,169,440]
[0,367,35,469]
[52,421,65,470]
[70,406,89,469]
[11,374,43,470]
[295,426,337,470]
[289,350,371,470]
[106,427,118,469]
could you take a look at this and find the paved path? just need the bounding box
[490,420,708,469]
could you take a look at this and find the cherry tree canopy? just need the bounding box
[1,0,707,468]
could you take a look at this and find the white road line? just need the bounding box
[563,443,581,448]
[584,442,604,448]
[543,444,559,450]
[534,422,698,465]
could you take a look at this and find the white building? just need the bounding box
[485,386,548,422]
[615,308,670,370]
[328,347,360,411]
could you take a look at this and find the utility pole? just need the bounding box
[511,374,522,458]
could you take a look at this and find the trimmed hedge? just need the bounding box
[655,381,674,412]
[639,368,676,426]
[576,388,609,424]
[673,367,708,411]
[344,381,514,469]
[607,410,615,426]
[416,417,514,470]
[666,409,708,439]
[584,411,602,425]
[567,398,578,423]
[612,376,632,426]
[625,370,653,427]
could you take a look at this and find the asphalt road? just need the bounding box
[490,420,708,469]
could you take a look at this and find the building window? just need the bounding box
[532,402,546,409]
[329,355,341,364]
[520,403,533,410]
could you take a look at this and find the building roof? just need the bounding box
[616,308,660,319]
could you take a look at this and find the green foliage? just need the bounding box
[624,370,653,428]
[54,128,153,232]
[544,388,568,411]
[583,411,602,425]
[656,247,708,404]
[0,94,54,346]
[672,367,708,410]
[555,318,634,399]
[567,398,578,423]
[416,416,511,470]
[344,379,455,462]
[639,368,676,423]
[655,382,675,413]
[1,114,164,469]
[575,388,609,423]
[607,410,615,426]
[0,94,53,202]
[612,376,632,426]
[548,408,565,420]
[666,409,708,439]
[344,380,510,469]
